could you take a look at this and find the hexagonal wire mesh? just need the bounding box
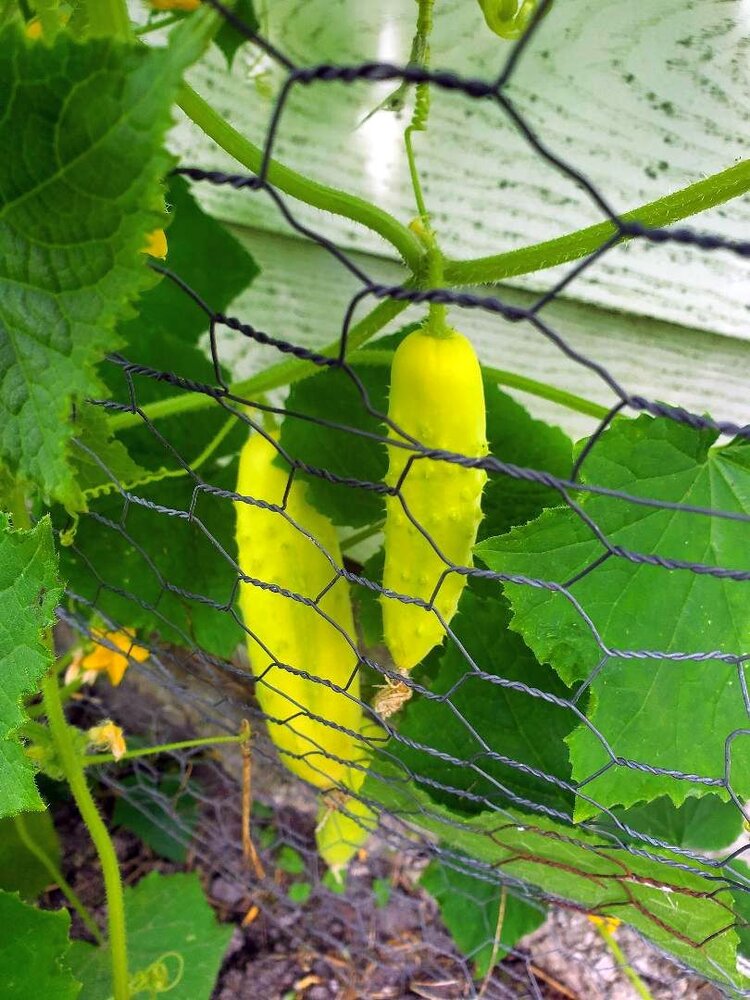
[55,1,750,996]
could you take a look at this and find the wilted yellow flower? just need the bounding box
[150,0,201,11]
[80,629,149,686]
[141,229,168,259]
[88,721,127,761]
[64,648,99,688]
[588,914,621,933]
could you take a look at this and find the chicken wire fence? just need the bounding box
[51,1,750,996]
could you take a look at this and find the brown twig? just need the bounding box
[528,962,579,1000]
[240,719,266,880]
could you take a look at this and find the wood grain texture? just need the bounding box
[171,0,750,339]
[212,226,750,442]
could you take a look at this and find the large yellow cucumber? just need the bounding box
[381,325,487,679]
[234,431,362,790]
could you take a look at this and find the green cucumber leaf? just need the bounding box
[0,514,60,818]
[215,0,259,68]
[0,811,61,900]
[480,378,573,540]
[68,872,232,1000]
[394,589,577,815]
[281,363,390,529]
[607,795,745,853]
[0,27,197,512]
[364,761,747,993]
[0,890,80,999]
[476,416,750,817]
[60,178,258,656]
[421,857,546,976]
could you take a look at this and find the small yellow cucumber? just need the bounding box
[314,717,386,880]
[315,792,377,884]
[234,431,362,790]
[380,324,487,684]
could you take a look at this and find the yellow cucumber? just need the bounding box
[315,793,377,884]
[381,324,487,678]
[314,717,386,881]
[234,431,362,790]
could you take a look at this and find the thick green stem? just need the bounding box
[83,733,243,767]
[135,14,182,36]
[425,243,449,336]
[26,676,82,718]
[110,153,750,434]
[42,674,129,1000]
[13,814,103,944]
[445,159,750,285]
[483,362,609,419]
[177,83,424,272]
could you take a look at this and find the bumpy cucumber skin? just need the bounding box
[381,327,487,672]
[234,432,362,790]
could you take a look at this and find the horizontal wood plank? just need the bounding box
[171,0,750,339]
[214,226,750,442]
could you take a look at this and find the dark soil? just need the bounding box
[39,672,721,1000]
[41,768,720,1000]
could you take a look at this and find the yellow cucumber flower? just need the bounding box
[80,629,149,686]
[141,229,168,259]
[88,721,127,761]
[587,914,622,933]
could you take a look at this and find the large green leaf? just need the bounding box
[280,363,390,529]
[0,890,80,999]
[394,590,577,815]
[60,177,258,655]
[112,773,201,864]
[421,857,546,976]
[608,795,745,854]
[0,811,61,900]
[68,872,232,1000]
[0,515,60,818]
[104,173,259,423]
[476,416,750,817]
[364,763,747,993]
[480,378,572,540]
[214,0,259,67]
[69,407,148,500]
[0,27,198,512]
[61,456,243,657]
